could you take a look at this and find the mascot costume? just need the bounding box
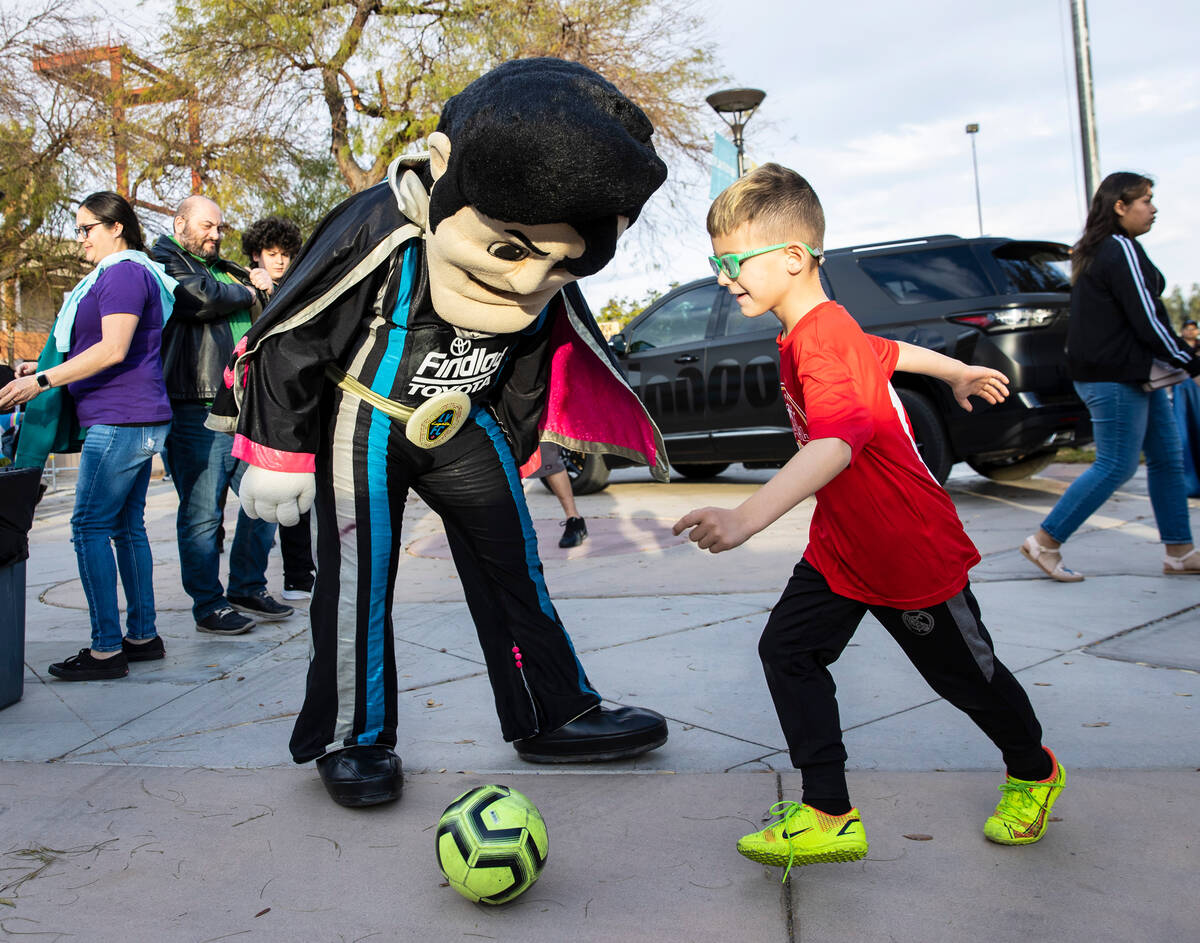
[209,58,671,807]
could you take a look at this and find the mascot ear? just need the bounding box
[428,131,452,182]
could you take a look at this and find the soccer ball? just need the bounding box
[435,785,549,905]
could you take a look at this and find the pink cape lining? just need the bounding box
[517,311,659,477]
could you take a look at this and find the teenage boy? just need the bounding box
[241,216,315,599]
[674,163,1064,876]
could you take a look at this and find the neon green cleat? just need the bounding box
[984,748,1066,845]
[737,801,868,880]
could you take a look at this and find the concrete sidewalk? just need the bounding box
[1,463,1197,941]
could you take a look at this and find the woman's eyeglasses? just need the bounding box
[74,222,105,239]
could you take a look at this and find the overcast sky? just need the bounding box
[70,0,1198,306]
[586,0,1200,306]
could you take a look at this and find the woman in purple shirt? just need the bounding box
[0,192,174,680]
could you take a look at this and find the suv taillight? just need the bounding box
[947,307,1060,333]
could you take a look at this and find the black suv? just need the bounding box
[568,235,1090,490]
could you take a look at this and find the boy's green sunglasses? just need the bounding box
[708,241,822,279]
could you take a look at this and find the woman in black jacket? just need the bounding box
[1022,172,1200,580]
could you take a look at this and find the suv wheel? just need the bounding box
[966,448,1057,482]
[539,446,610,495]
[671,462,731,480]
[897,388,952,484]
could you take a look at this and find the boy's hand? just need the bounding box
[673,506,752,554]
[950,364,1009,412]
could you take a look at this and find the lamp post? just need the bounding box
[965,122,983,236]
[1070,0,1101,204]
[706,88,766,178]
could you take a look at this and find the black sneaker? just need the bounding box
[196,606,255,635]
[228,591,294,622]
[559,516,588,548]
[48,648,129,681]
[122,636,166,662]
[281,577,314,601]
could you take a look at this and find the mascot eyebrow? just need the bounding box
[503,231,552,257]
[428,58,667,277]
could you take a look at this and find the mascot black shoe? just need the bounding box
[514,706,668,763]
[211,58,673,807]
[315,746,403,808]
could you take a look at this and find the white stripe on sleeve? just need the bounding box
[1113,235,1190,365]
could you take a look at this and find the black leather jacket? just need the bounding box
[152,235,265,400]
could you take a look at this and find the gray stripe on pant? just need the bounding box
[946,591,995,682]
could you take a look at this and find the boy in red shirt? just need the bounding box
[674,164,1064,876]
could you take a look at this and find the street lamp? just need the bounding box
[965,122,983,236]
[706,88,766,178]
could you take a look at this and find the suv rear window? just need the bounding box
[857,246,992,304]
[991,242,1071,293]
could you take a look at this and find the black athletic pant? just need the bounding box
[760,559,1048,811]
[278,512,315,589]
[289,388,600,764]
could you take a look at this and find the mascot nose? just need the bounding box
[506,258,570,295]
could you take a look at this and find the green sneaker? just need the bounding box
[984,748,1065,845]
[737,801,868,880]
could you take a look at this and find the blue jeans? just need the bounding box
[1172,380,1200,497]
[71,422,171,653]
[164,402,277,620]
[1042,381,1192,544]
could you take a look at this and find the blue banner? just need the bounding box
[710,133,738,199]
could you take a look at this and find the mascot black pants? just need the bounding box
[760,560,1049,802]
[290,387,600,763]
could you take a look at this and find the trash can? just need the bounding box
[0,466,43,710]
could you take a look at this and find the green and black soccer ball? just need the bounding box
[435,784,548,905]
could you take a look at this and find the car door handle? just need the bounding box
[674,355,699,364]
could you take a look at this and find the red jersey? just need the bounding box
[778,301,980,608]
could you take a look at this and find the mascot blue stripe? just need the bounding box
[359,244,418,742]
[474,409,597,697]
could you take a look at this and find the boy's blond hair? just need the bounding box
[706,163,825,250]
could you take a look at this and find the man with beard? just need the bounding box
[153,197,293,636]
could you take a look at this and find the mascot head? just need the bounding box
[423,57,667,333]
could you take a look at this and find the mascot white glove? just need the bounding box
[239,465,315,527]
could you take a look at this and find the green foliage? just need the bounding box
[163,0,719,196]
[1163,284,1200,327]
[0,121,75,284]
[596,285,672,331]
[446,0,718,165]
[166,0,484,193]
[214,152,354,266]
[0,3,97,344]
